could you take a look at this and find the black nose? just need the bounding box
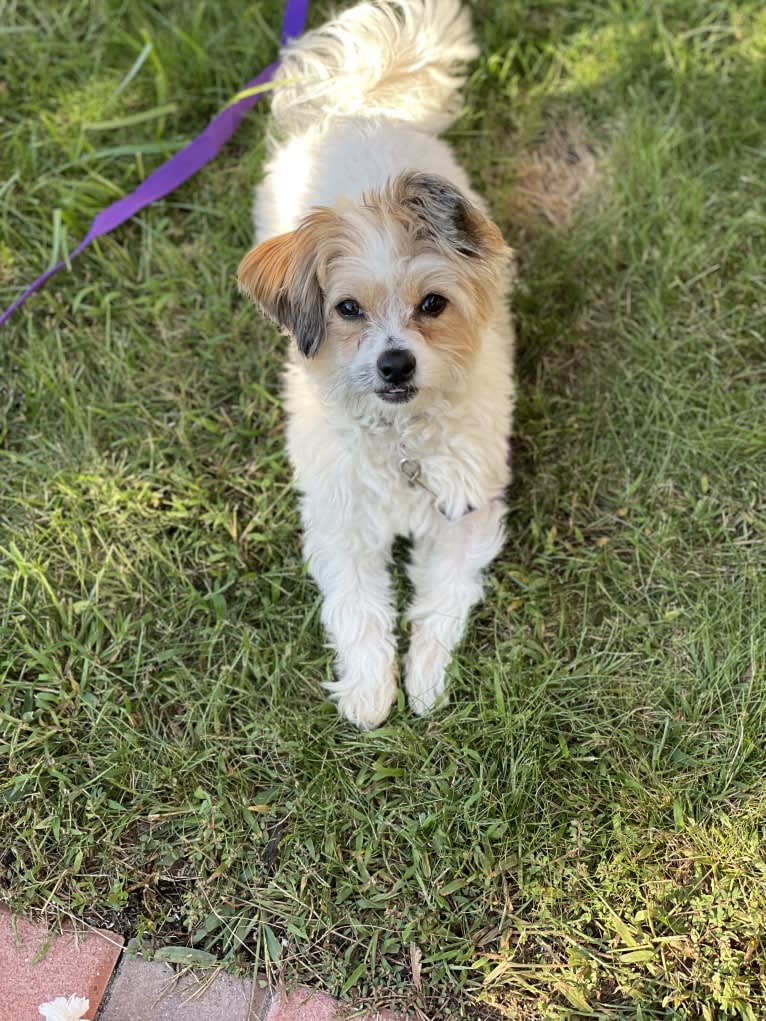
[377,348,416,385]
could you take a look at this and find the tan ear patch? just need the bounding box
[237,232,298,311]
[237,211,341,357]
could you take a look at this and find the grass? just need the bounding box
[1,0,765,1017]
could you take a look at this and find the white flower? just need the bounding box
[38,996,91,1021]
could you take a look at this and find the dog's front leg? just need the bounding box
[304,521,397,730]
[405,499,507,715]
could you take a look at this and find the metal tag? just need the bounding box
[400,454,470,521]
[400,457,444,506]
[399,458,422,486]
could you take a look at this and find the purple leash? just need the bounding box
[0,0,308,329]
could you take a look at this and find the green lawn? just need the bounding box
[1,1,765,1017]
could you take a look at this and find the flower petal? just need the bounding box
[38,994,91,1021]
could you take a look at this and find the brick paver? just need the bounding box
[0,907,124,1021]
[263,986,397,1021]
[98,956,264,1020]
[0,906,400,1021]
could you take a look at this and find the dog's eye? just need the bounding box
[336,299,363,319]
[418,293,448,317]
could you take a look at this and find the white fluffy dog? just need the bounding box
[238,0,515,729]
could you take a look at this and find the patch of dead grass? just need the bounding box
[507,124,601,230]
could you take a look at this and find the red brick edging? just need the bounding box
[0,909,398,1021]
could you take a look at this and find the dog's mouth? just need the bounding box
[375,385,418,405]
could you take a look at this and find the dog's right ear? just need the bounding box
[238,214,333,357]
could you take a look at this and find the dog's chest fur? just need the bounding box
[283,322,512,543]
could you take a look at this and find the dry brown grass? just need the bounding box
[506,123,601,230]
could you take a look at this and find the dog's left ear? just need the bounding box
[238,212,335,357]
[395,171,508,262]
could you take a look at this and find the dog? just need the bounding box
[237,0,515,729]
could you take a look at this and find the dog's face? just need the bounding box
[238,173,510,412]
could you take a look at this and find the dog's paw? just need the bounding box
[324,668,398,730]
[404,642,450,717]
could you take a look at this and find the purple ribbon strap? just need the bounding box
[0,0,308,328]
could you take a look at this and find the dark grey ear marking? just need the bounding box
[292,302,325,358]
[275,270,325,358]
[399,172,485,258]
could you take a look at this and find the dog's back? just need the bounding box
[254,0,481,239]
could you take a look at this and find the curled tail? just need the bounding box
[270,0,478,137]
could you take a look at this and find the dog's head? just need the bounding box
[238,172,511,411]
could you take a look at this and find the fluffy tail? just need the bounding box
[270,0,478,137]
